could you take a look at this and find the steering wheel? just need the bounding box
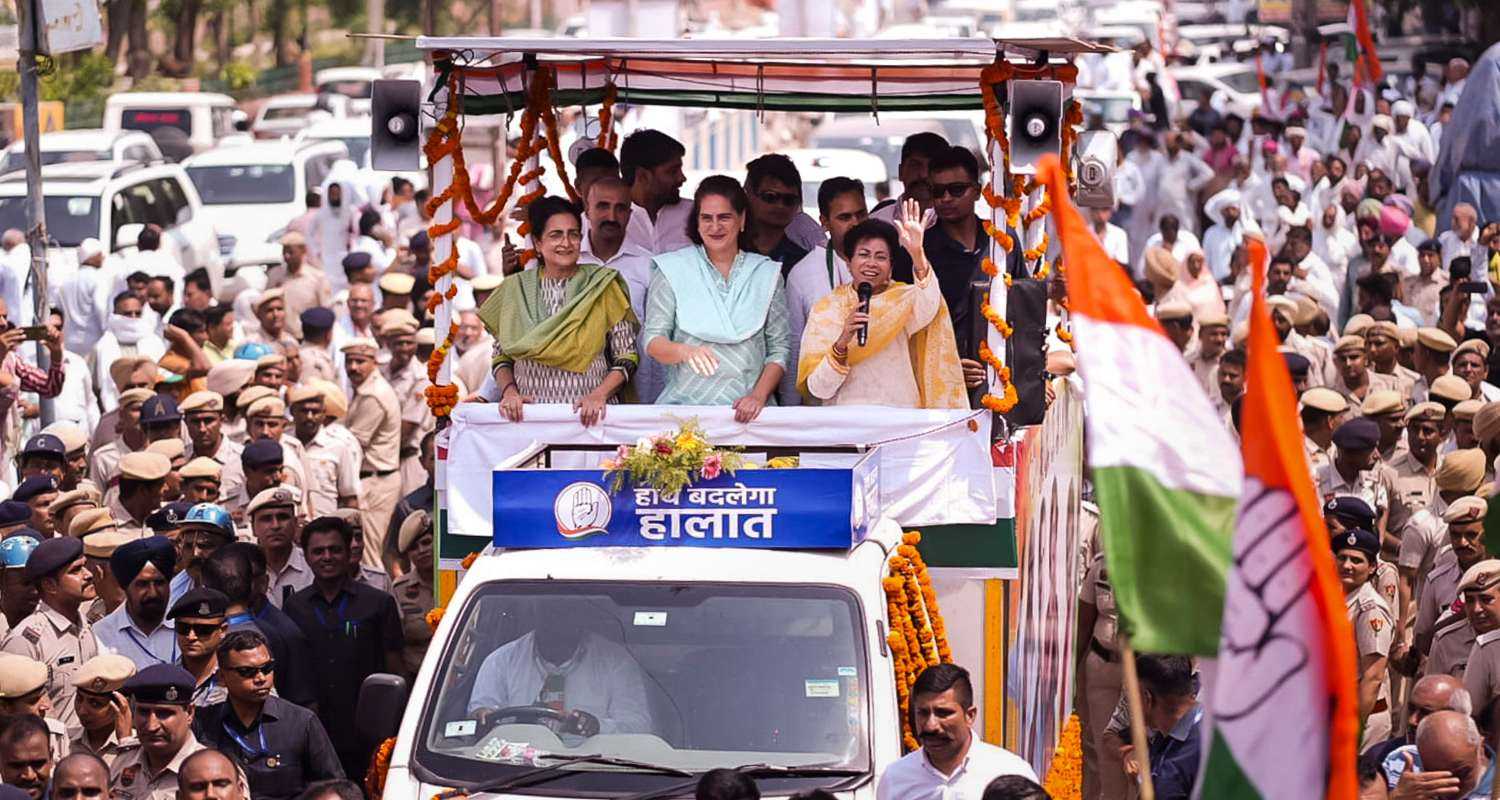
[478,705,569,731]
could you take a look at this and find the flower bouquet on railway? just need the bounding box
[601,419,747,496]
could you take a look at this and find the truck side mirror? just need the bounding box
[357,673,409,745]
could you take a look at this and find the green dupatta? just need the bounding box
[477,263,637,374]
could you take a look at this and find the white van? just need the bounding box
[104,92,239,162]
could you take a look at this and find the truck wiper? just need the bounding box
[615,763,864,800]
[439,753,693,797]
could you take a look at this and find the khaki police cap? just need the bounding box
[47,487,98,518]
[1431,375,1473,404]
[286,385,322,406]
[340,337,379,355]
[1418,327,1458,353]
[416,327,436,347]
[255,353,286,370]
[180,391,225,415]
[246,486,300,517]
[236,386,278,410]
[471,273,503,292]
[398,510,432,553]
[1456,399,1485,422]
[1460,559,1500,593]
[83,529,139,559]
[1344,314,1375,337]
[1266,295,1298,320]
[1404,402,1446,424]
[379,272,416,296]
[118,388,155,408]
[205,360,256,398]
[254,288,286,312]
[0,653,48,698]
[1301,388,1347,414]
[1366,321,1400,341]
[68,507,118,538]
[1437,449,1488,493]
[1456,339,1492,362]
[1155,300,1193,322]
[307,379,348,419]
[1444,495,1489,524]
[245,397,287,419]
[1361,390,1405,416]
[119,452,171,482]
[72,653,136,695]
[41,422,87,454]
[179,457,222,481]
[1195,310,1230,329]
[1293,295,1321,326]
[1473,403,1500,448]
[145,438,185,461]
[1333,335,1365,354]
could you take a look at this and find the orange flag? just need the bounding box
[1196,230,1360,798]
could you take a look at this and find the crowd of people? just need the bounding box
[0,29,1483,798]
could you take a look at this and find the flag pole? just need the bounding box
[1119,634,1157,800]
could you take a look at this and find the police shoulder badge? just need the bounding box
[1371,617,1384,632]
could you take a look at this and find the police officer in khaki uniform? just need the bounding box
[1398,448,1485,633]
[88,387,155,492]
[1367,321,1420,398]
[1414,496,1490,659]
[1076,549,1125,800]
[1316,417,1391,534]
[342,337,403,570]
[179,457,222,505]
[1337,527,1395,750]
[298,308,341,385]
[393,510,435,678]
[0,536,99,732]
[378,310,435,497]
[1300,388,1346,474]
[1333,334,1400,409]
[1427,560,1500,681]
[1452,399,1483,450]
[81,528,135,626]
[1461,559,1500,730]
[69,653,138,768]
[109,663,249,800]
[107,452,172,538]
[181,390,246,504]
[0,652,69,759]
[1361,389,1409,464]
[47,487,99,547]
[1387,402,1443,536]
[1410,327,1458,404]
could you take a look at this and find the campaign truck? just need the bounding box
[356,405,1010,799]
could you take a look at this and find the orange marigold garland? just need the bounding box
[596,82,619,150]
[1042,714,1084,800]
[365,736,397,799]
[886,531,953,753]
[425,605,445,632]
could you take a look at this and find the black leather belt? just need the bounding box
[361,468,398,478]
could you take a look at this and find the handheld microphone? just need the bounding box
[856,282,873,346]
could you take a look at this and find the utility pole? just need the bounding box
[365,0,386,67]
[17,0,53,425]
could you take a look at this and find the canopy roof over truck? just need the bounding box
[412,35,1113,113]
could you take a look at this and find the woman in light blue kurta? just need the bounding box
[644,175,790,422]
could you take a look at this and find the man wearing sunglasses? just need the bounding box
[744,154,811,276]
[192,628,344,800]
[167,588,230,708]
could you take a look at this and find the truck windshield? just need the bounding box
[415,581,871,793]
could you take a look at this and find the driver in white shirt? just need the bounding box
[467,600,654,737]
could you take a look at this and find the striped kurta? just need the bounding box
[643,264,791,406]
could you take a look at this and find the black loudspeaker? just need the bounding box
[1074,130,1118,209]
[1007,80,1063,175]
[1003,277,1048,427]
[371,79,422,171]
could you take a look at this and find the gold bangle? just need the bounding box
[831,344,848,361]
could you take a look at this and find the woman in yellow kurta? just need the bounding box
[796,199,966,408]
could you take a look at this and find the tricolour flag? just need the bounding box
[1037,155,1240,656]
[1196,233,1360,799]
[1347,0,1383,85]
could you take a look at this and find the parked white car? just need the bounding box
[252,93,351,139]
[294,115,373,169]
[0,161,222,283]
[103,92,238,162]
[1169,62,1263,119]
[1074,89,1142,135]
[314,66,381,115]
[183,139,348,269]
[0,129,163,175]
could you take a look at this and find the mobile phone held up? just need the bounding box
[19,326,46,342]
[1452,256,1487,295]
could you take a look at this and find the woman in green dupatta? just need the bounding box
[478,196,638,426]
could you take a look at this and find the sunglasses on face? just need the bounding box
[227,661,275,678]
[178,622,223,638]
[756,190,800,207]
[932,182,974,200]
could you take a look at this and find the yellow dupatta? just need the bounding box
[796,281,968,408]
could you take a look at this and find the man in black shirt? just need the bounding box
[200,543,317,709]
[283,516,403,780]
[193,628,343,800]
[914,145,991,393]
[744,154,811,275]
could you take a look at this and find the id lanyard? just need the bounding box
[223,719,271,762]
[123,628,176,665]
[311,595,354,636]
